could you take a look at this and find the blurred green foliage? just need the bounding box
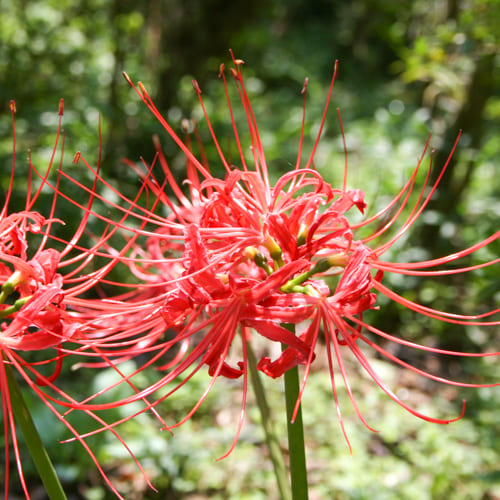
[1,0,499,498]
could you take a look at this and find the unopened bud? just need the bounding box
[244,247,273,274]
[1,270,25,296]
[326,253,349,268]
[9,100,16,114]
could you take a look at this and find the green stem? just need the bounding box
[4,361,68,500]
[281,254,347,294]
[282,332,309,500]
[247,343,292,500]
[0,296,31,319]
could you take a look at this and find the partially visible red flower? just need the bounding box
[1,101,158,500]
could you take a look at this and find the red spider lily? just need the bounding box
[54,53,500,459]
[1,101,162,499]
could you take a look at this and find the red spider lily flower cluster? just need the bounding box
[60,52,500,455]
[3,52,500,498]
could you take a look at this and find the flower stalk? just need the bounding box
[282,329,309,500]
[247,342,292,500]
[4,360,67,500]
